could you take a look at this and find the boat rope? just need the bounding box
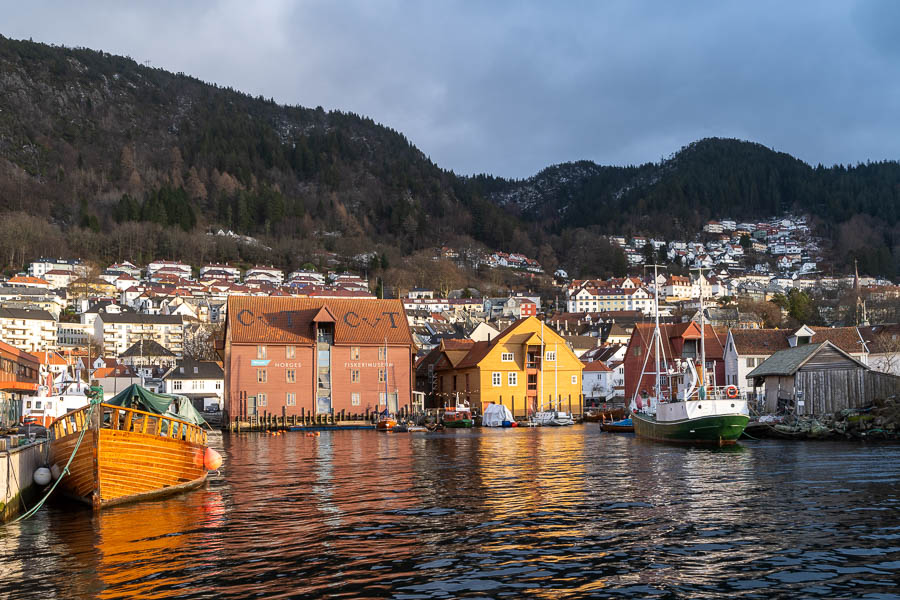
[7,397,100,525]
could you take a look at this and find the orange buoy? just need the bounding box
[203,447,223,470]
[314,431,321,437]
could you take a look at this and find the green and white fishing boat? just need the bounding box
[631,266,749,446]
[443,408,473,428]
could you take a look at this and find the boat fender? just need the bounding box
[725,385,739,399]
[50,463,62,481]
[204,448,223,471]
[34,467,52,486]
[315,431,321,437]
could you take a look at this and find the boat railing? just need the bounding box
[50,403,208,445]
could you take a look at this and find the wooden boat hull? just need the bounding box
[50,404,209,510]
[632,412,749,445]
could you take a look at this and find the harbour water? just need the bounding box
[2,426,899,599]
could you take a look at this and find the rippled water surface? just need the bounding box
[3,426,900,599]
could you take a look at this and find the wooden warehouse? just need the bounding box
[223,296,415,421]
[747,341,900,415]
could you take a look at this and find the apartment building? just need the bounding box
[94,313,184,357]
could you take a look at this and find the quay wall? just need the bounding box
[1,441,48,523]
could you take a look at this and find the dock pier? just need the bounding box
[1,439,49,523]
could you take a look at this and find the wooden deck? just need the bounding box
[50,403,208,509]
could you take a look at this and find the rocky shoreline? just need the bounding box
[745,397,900,441]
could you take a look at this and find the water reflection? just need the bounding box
[1,428,899,599]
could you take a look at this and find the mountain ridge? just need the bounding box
[0,35,898,279]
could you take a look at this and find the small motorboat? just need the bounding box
[443,409,473,428]
[600,417,634,433]
[376,418,397,431]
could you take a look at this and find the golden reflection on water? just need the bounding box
[6,429,898,599]
[92,489,227,599]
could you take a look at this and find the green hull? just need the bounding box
[444,419,473,428]
[632,412,749,446]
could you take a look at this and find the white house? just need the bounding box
[28,258,84,279]
[582,361,614,402]
[469,322,501,342]
[163,360,225,410]
[94,313,184,357]
[146,260,192,279]
[0,308,57,352]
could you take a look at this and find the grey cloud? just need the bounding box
[2,0,899,178]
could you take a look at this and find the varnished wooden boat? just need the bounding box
[49,402,209,510]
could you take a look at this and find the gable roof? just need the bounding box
[629,322,727,361]
[226,296,413,346]
[730,326,864,356]
[163,360,224,380]
[121,339,175,358]
[747,341,869,378]
[451,317,578,370]
[582,361,611,372]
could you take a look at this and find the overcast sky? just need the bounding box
[4,1,900,179]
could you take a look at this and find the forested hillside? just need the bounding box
[0,36,898,279]
[492,139,900,277]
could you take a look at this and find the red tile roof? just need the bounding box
[582,361,611,372]
[9,275,50,285]
[226,296,413,346]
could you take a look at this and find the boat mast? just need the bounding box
[653,264,662,402]
[697,266,706,398]
[540,317,545,412]
[384,336,389,413]
[554,341,558,411]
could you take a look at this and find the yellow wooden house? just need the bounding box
[433,316,584,418]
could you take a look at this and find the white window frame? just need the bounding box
[351,392,360,406]
[286,392,296,406]
[257,393,267,406]
[508,372,517,386]
[545,351,556,362]
[257,369,267,383]
[492,372,501,387]
[572,375,578,385]
[501,352,514,362]
[257,345,267,359]
[286,345,295,359]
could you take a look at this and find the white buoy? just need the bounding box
[34,467,52,486]
[50,463,61,480]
